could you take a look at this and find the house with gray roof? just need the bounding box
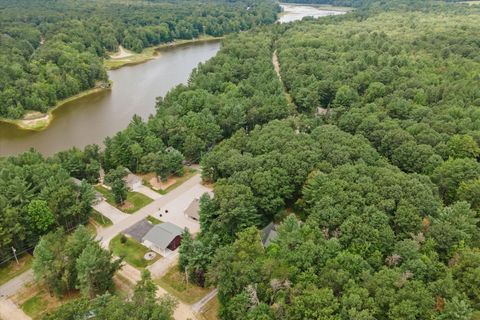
[142,222,184,256]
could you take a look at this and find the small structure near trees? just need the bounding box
[184,198,200,221]
[261,222,278,247]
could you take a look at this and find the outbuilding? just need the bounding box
[184,198,200,221]
[261,222,278,247]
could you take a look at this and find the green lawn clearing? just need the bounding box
[21,294,48,319]
[156,264,211,304]
[109,234,160,269]
[0,254,32,286]
[95,185,153,213]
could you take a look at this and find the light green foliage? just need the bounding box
[438,297,473,320]
[104,166,128,205]
[32,229,68,296]
[26,200,55,235]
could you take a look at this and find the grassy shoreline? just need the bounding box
[105,36,224,70]
[0,36,223,132]
[0,85,111,131]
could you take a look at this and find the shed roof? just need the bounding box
[142,222,183,250]
[184,198,200,220]
[261,222,278,247]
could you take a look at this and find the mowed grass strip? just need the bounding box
[156,265,211,304]
[91,209,113,227]
[15,284,80,320]
[109,234,159,269]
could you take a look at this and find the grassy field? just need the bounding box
[198,297,219,320]
[95,185,153,213]
[91,209,113,227]
[156,265,211,304]
[0,254,32,286]
[147,215,163,225]
[109,234,160,269]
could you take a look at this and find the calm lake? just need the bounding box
[0,5,347,157]
[0,42,221,156]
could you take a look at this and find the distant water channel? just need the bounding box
[278,4,347,23]
[0,4,347,157]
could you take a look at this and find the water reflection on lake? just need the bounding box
[0,41,221,156]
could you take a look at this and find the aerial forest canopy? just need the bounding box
[0,0,279,119]
[2,0,480,319]
[175,2,480,320]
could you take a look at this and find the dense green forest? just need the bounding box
[0,150,95,263]
[2,0,480,319]
[0,0,279,119]
[102,29,290,167]
[177,3,480,320]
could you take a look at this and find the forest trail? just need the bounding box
[272,49,282,80]
[110,45,133,59]
[272,49,296,111]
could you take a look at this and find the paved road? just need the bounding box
[153,183,212,234]
[96,173,206,248]
[0,270,33,298]
[0,297,31,320]
[93,201,129,224]
[134,185,162,200]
